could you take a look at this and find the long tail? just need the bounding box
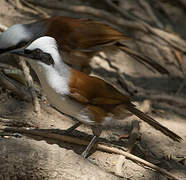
[116,43,170,75]
[126,105,182,142]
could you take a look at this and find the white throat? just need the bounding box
[24,36,86,117]
[26,37,71,94]
[28,50,71,95]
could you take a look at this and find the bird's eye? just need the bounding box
[35,49,40,54]
[32,49,42,59]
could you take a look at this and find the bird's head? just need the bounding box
[11,36,58,66]
[0,24,32,54]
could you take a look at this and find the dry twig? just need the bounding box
[0,71,32,101]
[2,127,181,180]
[3,68,27,86]
[15,0,42,16]
[137,0,164,29]
[0,62,17,70]
[18,58,41,114]
[0,117,32,127]
[19,0,50,18]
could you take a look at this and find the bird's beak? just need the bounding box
[11,49,26,57]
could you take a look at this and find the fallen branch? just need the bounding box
[147,26,186,52]
[19,0,50,18]
[97,54,186,107]
[3,68,27,86]
[137,0,164,29]
[0,71,32,102]
[18,58,41,114]
[98,54,137,95]
[0,117,33,127]
[3,127,181,180]
[15,0,42,16]
[0,62,17,70]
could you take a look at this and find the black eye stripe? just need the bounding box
[24,49,32,54]
[35,49,41,54]
[25,48,54,65]
[41,52,54,65]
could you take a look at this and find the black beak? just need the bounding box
[0,47,20,55]
[11,49,54,65]
[11,49,26,57]
[0,49,7,55]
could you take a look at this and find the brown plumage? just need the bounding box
[69,68,182,142]
[0,16,169,74]
[43,16,126,71]
[45,16,127,50]
[11,36,181,158]
[43,16,168,74]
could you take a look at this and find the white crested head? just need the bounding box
[26,36,58,55]
[24,36,71,95]
[12,36,70,76]
[12,36,71,97]
[0,24,31,50]
[23,36,69,74]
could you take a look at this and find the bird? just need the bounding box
[0,16,168,74]
[11,36,181,158]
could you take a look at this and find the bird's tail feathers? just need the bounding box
[126,105,182,142]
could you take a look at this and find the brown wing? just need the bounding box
[69,70,182,142]
[43,16,169,75]
[45,16,128,51]
[69,68,130,106]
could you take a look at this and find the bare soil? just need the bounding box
[0,1,186,180]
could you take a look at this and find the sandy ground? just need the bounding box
[0,1,186,179]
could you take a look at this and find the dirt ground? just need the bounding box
[0,1,186,180]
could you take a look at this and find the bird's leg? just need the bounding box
[81,135,98,159]
[65,121,82,134]
[81,126,102,158]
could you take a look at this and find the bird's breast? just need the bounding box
[40,75,96,124]
[46,89,84,118]
[45,90,99,125]
[42,78,84,118]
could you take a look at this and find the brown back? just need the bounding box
[44,16,127,51]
